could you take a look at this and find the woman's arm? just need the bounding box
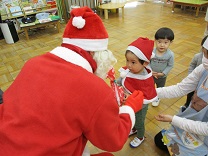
[156,65,204,99]
[172,115,208,136]
[155,114,208,136]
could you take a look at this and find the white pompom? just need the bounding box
[72,16,85,29]
[120,71,127,78]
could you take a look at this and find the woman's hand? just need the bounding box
[155,114,173,122]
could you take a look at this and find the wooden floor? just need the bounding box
[0,0,207,155]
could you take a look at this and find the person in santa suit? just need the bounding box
[116,37,158,148]
[0,7,144,156]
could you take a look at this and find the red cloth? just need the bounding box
[0,52,132,155]
[120,66,157,102]
[124,76,156,101]
[107,68,124,106]
[91,152,114,156]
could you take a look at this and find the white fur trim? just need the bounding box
[203,37,208,50]
[127,46,149,62]
[50,47,93,73]
[63,38,108,51]
[120,70,128,78]
[122,65,152,80]
[143,96,158,104]
[119,105,135,129]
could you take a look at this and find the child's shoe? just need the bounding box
[129,137,144,148]
[129,129,137,136]
[152,98,160,107]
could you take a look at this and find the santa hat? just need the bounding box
[126,37,154,62]
[62,7,109,51]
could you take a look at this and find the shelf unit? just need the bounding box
[0,0,57,20]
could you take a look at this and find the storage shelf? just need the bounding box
[0,0,57,20]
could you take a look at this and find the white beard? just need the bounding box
[93,50,117,79]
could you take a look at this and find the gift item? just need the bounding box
[107,68,124,106]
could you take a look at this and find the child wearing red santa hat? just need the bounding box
[117,37,158,148]
[0,7,145,156]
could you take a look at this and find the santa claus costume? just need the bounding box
[0,7,144,156]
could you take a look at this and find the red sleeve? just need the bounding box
[84,94,134,152]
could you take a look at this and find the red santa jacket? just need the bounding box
[0,46,135,155]
[119,66,158,104]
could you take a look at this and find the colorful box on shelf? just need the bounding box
[47,1,56,8]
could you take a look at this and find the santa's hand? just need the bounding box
[155,114,173,122]
[125,90,144,112]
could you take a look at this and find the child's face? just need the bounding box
[155,39,171,53]
[125,51,145,74]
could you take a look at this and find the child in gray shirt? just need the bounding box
[150,27,174,106]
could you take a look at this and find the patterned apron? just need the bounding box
[162,70,208,156]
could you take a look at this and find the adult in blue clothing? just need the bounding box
[154,37,208,156]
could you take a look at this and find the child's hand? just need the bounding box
[152,72,158,79]
[157,72,165,77]
[155,114,173,122]
[152,72,164,79]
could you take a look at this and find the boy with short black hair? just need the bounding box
[150,27,174,107]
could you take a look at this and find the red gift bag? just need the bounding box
[107,68,124,106]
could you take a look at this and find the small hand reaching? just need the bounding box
[152,72,158,79]
[152,72,165,79]
[155,114,173,122]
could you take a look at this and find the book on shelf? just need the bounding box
[46,0,56,8]
[9,6,23,16]
[23,6,33,14]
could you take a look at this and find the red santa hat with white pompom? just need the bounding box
[63,7,109,51]
[126,37,154,62]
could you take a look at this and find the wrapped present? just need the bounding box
[47,1,57,8]
[107,68,124,106]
